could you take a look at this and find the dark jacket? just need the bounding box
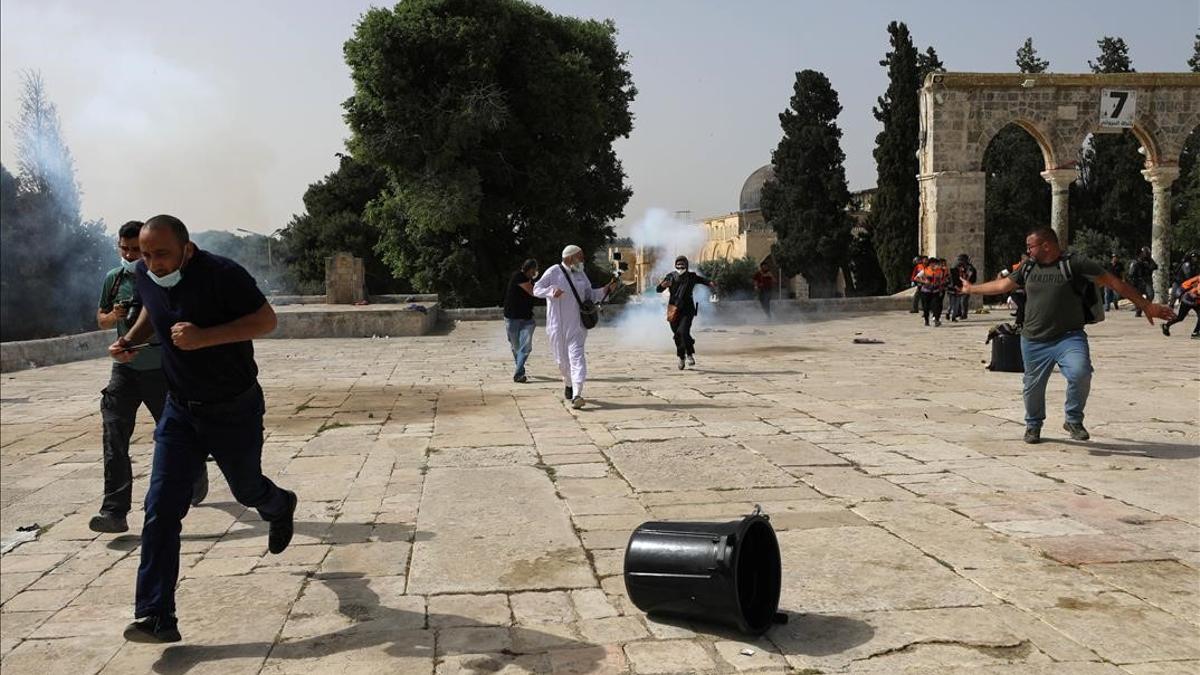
[656,271,713,317]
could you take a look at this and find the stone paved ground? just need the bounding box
[1,309,1197,674]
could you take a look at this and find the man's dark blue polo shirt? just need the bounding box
[134,249,268,403]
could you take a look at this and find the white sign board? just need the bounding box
[1099,89,1136,128]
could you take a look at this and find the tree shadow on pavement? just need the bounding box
[150,573,607,675]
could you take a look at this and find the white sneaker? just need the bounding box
[571,396,586,409]
[678,358,685,370]
[686,355,695,367]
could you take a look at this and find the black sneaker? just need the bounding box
[1063,422,1090,441]
[564,386,573,400]
[123,615,181,643]
[1023,427,1041,444]
[268,490,298,555]
[514,374,527,383]
[677,358,685,370]
[1162,324,1170,337]
[190,468,208,507]
[1191,332,1199,340]
[89,512,128,534]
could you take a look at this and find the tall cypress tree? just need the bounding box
[1172,35,1200,258]
[760,70,852,298]
[1072,37,1150,254]
[870,22,942,292]
[982,38,1052,277]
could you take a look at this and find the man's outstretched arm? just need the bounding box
[1094,272,1175,323]
[960,276,1018,297]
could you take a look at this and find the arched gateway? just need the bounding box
[918,72,1200,298]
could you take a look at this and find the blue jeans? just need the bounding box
[505,318,535,378]
[1020,331,1093,429]
[136,385,289,618]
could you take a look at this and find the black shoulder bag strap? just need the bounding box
[105,269,126,308]
[559,264,598,328]
[559,263,586,308]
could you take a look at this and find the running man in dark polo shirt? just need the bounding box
[109,215,296,643]
[503,259,539,383]
[962,227,1174,444]
[90,220,209,534]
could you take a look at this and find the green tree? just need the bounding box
[1,72,111,341]
[696,256,758,299]
[983,38,1052,278]
[342,0,636,306]
[1072,37,1150,254]
[760,69,852,298]
[278,154,400,295]
[1015,37,1050,73]
[1189,32,1200,72]
[869,21,942,292]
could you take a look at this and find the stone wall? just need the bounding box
[325,252,366,304]
[1,330,114,373]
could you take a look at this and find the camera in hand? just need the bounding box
[117,299,142,325]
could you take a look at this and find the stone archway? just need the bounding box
[919,72,1200,298]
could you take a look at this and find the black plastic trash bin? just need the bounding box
[623,507,783,634]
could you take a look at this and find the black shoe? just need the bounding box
[934,320,942,327]
[1023,427,1041,444]
[1063,422,1090,441]
[123,615,181,643]
[514,374,527,383]
[1162,324,1170,337]
[678,358,685,370]
[1191,332,1200,340]
[89,512,128,534]
[564,386,573,400]
[268,490,298,555]
[190,468,208,507]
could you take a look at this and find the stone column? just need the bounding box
[1040,168,1078,246]
[917,170,986,265]
[1141,166,1180,304]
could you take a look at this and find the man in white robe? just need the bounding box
[533,245,616,409]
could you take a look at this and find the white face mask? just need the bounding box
[120,257,139,273]
[675,267,687,275]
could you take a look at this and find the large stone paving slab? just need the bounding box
[1,311,1196,673]
[605,437,796,492]
[407,466,593,594]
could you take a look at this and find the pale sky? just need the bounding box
[1,0,1196,235]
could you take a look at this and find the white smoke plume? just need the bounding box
[613,209,708,350]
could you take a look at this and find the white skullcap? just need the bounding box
[562,244,582,259]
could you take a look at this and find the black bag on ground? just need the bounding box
[623,507,785,635]
[985,323,1024,372]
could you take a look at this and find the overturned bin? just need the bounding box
[623,507,784,634]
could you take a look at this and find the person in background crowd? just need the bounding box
[91,221,209,534]
[1128,246,1158,317]
[658,256,716,370]
[1168,250,1197,312]
[909,255,928,313]
[948,253,977,322]
[999,253,1030,327]
[752,261,775,318]
[503,259,539,383]
[1162,273,1200,338]
[1104,252,1124,311]
[917,257,949,327]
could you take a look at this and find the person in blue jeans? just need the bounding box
[109,215,296,643]
[961,227,1174,444]
[503,259,539,383]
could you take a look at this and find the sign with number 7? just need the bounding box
[1099,89,1136,128]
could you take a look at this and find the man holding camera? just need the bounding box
[90,221,208,534]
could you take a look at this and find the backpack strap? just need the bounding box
[105,269,126,309]
[559,264,587,310]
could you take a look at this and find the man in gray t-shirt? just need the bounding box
[962,227,1174,444]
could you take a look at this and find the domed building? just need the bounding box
[698,164,779,265]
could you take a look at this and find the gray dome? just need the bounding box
[739,164,775,212]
